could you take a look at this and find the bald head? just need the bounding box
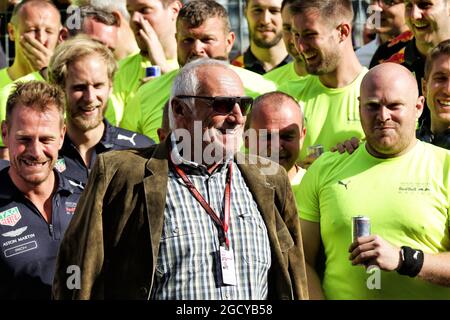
[10,0,61,27]
[359,63,424,158]
[361,63,419,100]
[251,92,304,129]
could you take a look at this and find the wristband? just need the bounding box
[397,246,424,277]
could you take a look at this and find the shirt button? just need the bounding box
[225,293,230,300]
[173,226,179,234]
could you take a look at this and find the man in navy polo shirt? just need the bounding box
[48,36,154,187]
[0,81,83,299]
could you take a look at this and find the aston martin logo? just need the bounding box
[2,226,28,238]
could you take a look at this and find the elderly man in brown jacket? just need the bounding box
[52,58,309,300]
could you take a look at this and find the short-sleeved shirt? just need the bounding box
[298,141,450,299]
[111,52,178,125]
[57,120,154,186]
[279,70,367,160]
[231,47,292,75]
[0,168,83,299]
[0,68,12,89]
[120,65,277,143]
[263,62,308,87]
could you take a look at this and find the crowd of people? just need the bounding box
[0,0,448,300]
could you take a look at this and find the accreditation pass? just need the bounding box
[220,245,237,286]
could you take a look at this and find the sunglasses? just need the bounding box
[176,95,253,116]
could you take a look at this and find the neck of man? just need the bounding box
[431,118,450,135]
[365,138,417,159]
[415,39,434,57]
[9,169,56,223]
[379,25,409,44]
[250,41,288,72]
[415,29,450,57]
[293,58,308,77]
[66,120,105,167]
[163,37,178,62]
[7,54,34,81]
[319,48,363,88]
[115,23,140,61]
[287,164,299,182]
[141,35,178,63]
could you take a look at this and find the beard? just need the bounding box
[304,49,340,75]
[252,30,284,49]
[67,104,105,132]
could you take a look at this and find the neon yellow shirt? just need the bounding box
[279,69,368,160]
[121,65,277,143]
[298,141,450,299]
[0,68,12,90]
[0,72,44,146]
[112,52,178,126]
[263,62,306,87]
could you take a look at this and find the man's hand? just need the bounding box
[139,75,159,86]
[21,34,53,71]
[300,154,317,170]
[331,137,360,154]
[349,235,402,271]
[136,16,175,74]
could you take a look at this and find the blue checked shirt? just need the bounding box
[150,137,271,300]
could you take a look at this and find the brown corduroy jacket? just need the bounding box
[52,141,309,300]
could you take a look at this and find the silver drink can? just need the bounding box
[352,216,370,241]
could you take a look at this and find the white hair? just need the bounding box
[72,0,130,21]
[168,58,232,130]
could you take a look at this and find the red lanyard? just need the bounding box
[169,157,232,248]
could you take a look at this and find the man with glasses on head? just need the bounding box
[52,58,309,300]
[355,0,408,67]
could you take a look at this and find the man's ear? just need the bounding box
[337,22,351,43]
[112,11,121,27]
[170,1,183,20]
[1,121,8,148]
[421,78,427,98]
[171,98,185,117]
[59,27,69,42]
[226,31,236,55]
[7,22,15,42]
[58,125,66,150]
[415,95,425,119]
